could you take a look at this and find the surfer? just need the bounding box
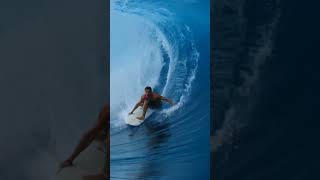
[59,104,109,179]
[129,86,174,120]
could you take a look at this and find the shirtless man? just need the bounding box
[59,104,109,179]
[129,86,174,120]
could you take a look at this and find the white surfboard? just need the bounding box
[126,106,153,126]
[55,142,104,180]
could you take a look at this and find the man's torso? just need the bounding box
[142,93,162,109]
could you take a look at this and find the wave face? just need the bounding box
[110,0,210,179]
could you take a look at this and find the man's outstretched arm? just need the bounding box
[60,126,101,167]
[59,105,108,170]
[129,98,143,114]
[161,96,174,105]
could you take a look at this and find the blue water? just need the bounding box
[110,0,210,179]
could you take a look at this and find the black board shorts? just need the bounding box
[142,101,162,109]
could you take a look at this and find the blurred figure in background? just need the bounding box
[59,104,109,180]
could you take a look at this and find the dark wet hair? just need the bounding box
[145,86,152,92]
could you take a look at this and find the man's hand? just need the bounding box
[57,159,73,174]
[161,96,175,106]
[60,159,73,168]
[128,112,133,115]
[137,116,145,120]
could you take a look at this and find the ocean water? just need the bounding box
[110,0,210,179]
